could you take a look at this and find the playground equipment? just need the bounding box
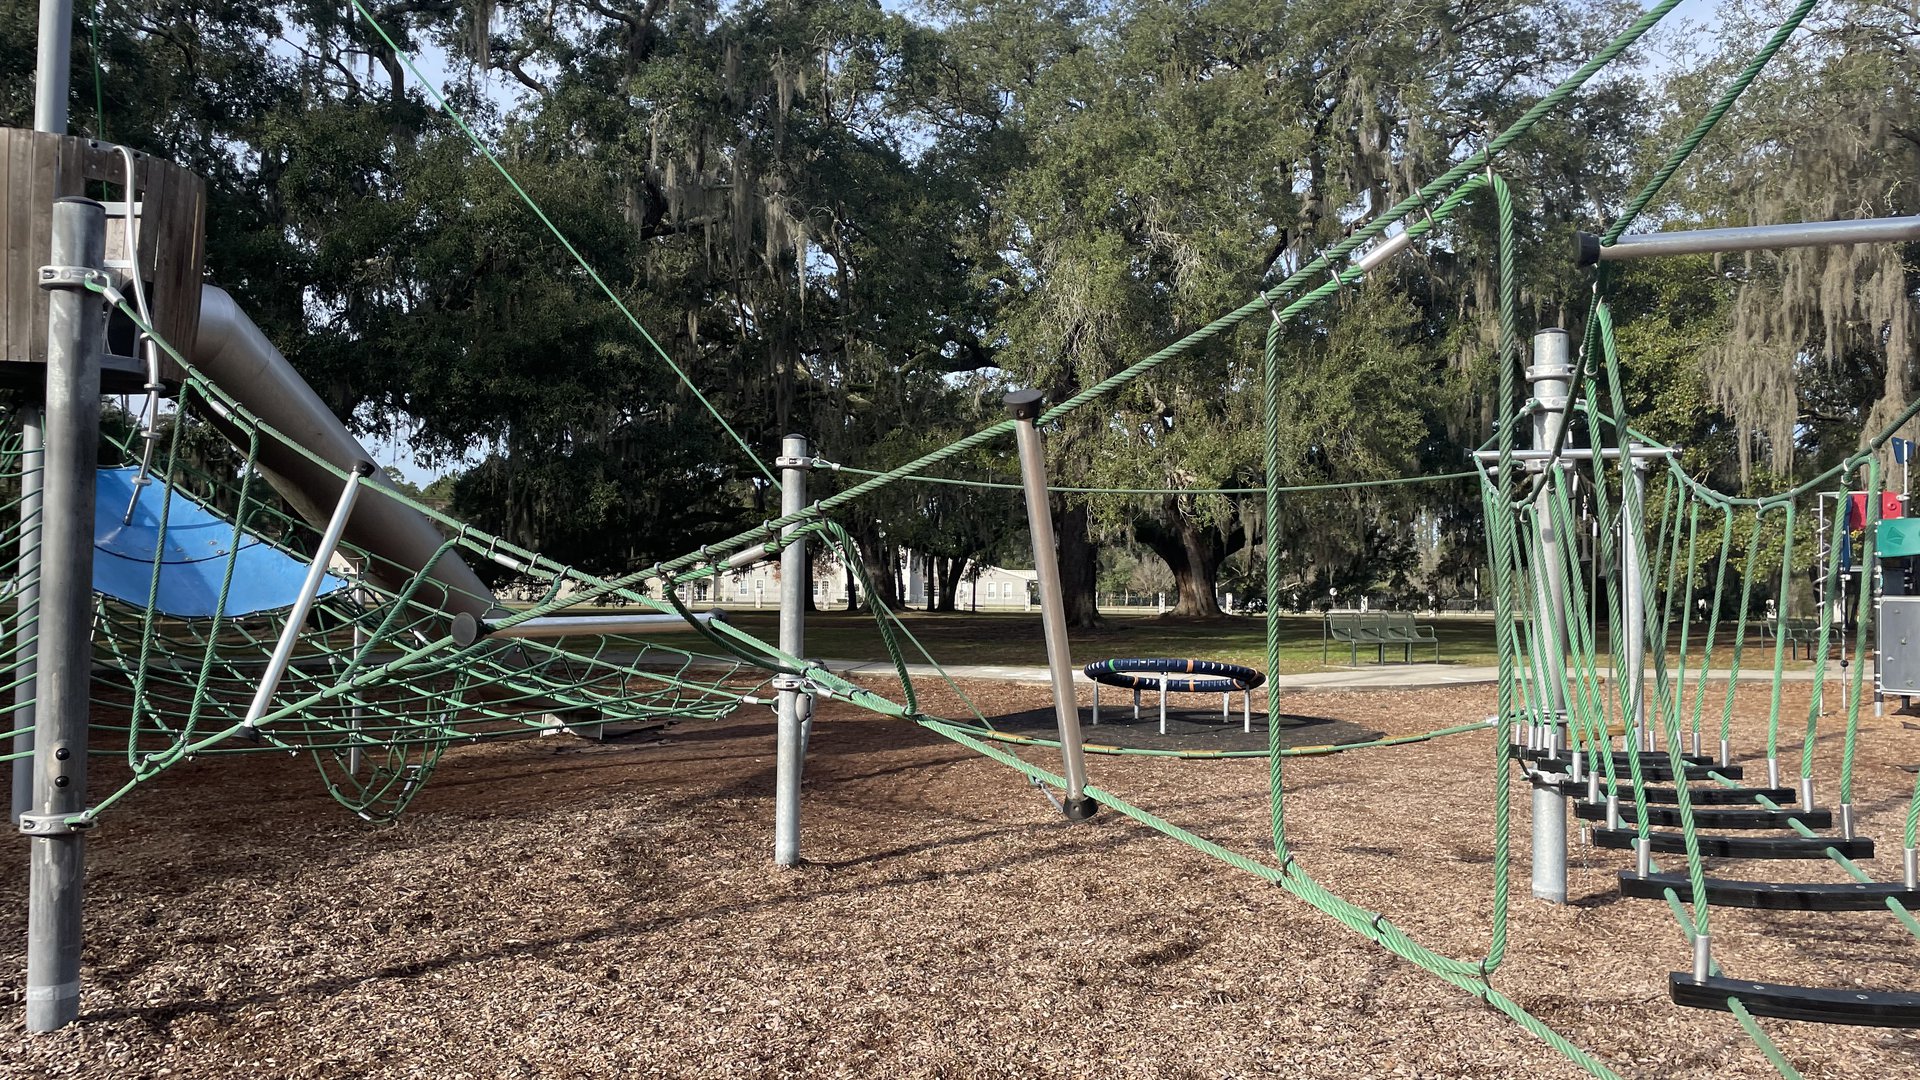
[1485,259,1920,1024]
[1083,658,1265,734]
[10,0,1920,1071]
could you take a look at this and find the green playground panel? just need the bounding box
[1879,518,1920,558]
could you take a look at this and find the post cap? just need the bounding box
[450,611,480,647]
[1003,389,1046,420]
[1574,231,1602,267]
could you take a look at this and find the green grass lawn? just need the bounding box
[502,602,1851,676]
[709,609,1502,674]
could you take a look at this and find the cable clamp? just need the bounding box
[772,675,807,692]
[774,454,820,470]
[38,265,113,293]
[18,810,96,836]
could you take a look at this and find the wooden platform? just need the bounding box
[0,128,205,391]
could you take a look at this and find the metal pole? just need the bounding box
[1528,329,1571,904]
[482,611,723,639]
[34,0,72,134]
[15,0,69,824]
[773,434,811,863]
[240,464,371,732]
[21,196,106,1032]
[1471,446,1676,462]
[1623,451,1649,750]
[1578,216,1920,264]
[1004,390,1095,820]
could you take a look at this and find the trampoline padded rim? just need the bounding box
[1081,657,1266,692]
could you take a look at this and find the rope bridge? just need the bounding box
[17,0,1920,1073]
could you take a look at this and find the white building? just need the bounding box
[633,548,1036,611]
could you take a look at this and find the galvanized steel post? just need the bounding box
[21,196,107,1031]
[1528,328,1572,904]
[773,434,811,863]
[1623,450,1649,752]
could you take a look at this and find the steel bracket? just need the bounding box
[17,811,95,836]
[37,265,112,293]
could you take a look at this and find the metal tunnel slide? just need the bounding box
[190,284,501,622]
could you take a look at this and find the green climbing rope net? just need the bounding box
[22,0,1920,1074]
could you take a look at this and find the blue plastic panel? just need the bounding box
[92,467,347,618]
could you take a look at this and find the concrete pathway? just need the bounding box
[815,659,1498,690]
[813,660,1855,690]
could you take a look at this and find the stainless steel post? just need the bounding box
[240,464,371,732]
[33,0,72,134]
[773,434,811,863]
[21,197,106,1032]
[1005,391,1095,820]
[1529,329,1572,904]
[1579,216,1920,264]
[1623,451,1649,750]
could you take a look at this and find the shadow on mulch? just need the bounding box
[982,704,1381,752]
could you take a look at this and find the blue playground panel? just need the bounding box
[91,467,346,618]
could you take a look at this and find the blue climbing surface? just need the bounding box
[92,467,347,618]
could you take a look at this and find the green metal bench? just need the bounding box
[1760,618,1830,660]
[1323,612,1388,665]
[1381,611,1440,663]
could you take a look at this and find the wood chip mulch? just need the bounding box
[3,678,1919,1078]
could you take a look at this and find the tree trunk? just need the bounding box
[1056,498,1102,629]
[1135,499,1245,618]
[933,555,965,611]
[855,532,900,608]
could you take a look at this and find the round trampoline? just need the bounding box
[1082,657,1267,734]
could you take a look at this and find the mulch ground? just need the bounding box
[974,702,1379,754]
[3,679,1919,1079]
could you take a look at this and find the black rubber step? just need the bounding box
[1620,872,1920,911]
[1517,754,1742,783]
[1593,828,1874,860]
[1670,973,1920,1028]
[1575,802,1832,830]
[1636,785,1795,805]
[1538,777,1781,802]
[1632,762,1745,782]
[1512,746,1712,766]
